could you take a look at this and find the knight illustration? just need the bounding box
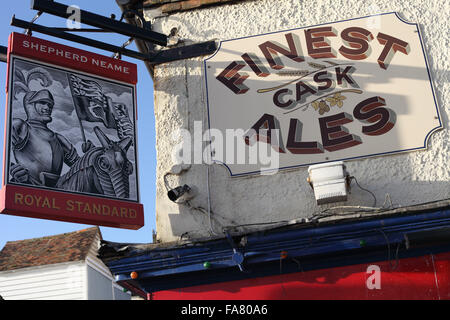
[10,65,135,200]
[10,68,79,187]
[56,126,133,199]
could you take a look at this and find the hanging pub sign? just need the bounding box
[0,32,144,229]
[204,12,442,176]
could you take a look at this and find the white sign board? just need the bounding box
[204,12,442,176]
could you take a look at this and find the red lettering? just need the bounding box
[305,27,337,59]
[286,119,324,154]
[353,96,396,136]
[319,112,362,151]
[339,27,374,60]
[259,33,304,70]
[216,61,249,94]
[376,33,410,69]
[241,52,270,77]
[244,113,285,153]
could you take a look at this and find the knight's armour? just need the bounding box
[11,119,79,187]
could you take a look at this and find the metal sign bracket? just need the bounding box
[1,0,218,66]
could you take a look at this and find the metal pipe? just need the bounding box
[31,0,168,46]
[0,45,7,63]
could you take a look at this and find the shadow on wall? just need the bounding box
[154,20,448,240]
[167,179,449,241]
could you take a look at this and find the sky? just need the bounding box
[0,0,157,248]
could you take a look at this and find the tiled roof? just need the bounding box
[0,227,101,272]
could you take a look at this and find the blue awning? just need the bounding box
[99,200,450,295]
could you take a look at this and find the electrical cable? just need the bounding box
[349,176,377,207]
[382,193,394,209]
[164,166,228,237]
[309,205,389,222]
[291,257,303,272]
[200,61,220,237]
[224,196,449,233]
[377,228,401,271]
[206,164,220,236]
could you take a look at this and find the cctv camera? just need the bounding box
[167,184,191,202]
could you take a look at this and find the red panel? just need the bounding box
[152,252,450,300]
[8,33,137,84]
[0,184,144,230]
[2,33,143,230]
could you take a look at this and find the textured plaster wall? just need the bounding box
[145,0,449,242]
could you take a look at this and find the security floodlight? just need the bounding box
[307,161,350,205]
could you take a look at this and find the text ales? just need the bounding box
[204,13,441,175]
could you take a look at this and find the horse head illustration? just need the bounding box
[56,126,133,199]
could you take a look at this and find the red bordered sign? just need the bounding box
[1,33,144,230]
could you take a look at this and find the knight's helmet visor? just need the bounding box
[24,89,55,107]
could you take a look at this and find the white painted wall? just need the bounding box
[0,261,86,300]
[86,264,130,300]
[145,0,449,242]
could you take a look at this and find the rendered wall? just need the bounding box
[145,0,449,242]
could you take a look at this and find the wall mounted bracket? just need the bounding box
[0,45,6,63]
[2,0,218,65]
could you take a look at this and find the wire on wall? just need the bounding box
[349,176,377,207]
